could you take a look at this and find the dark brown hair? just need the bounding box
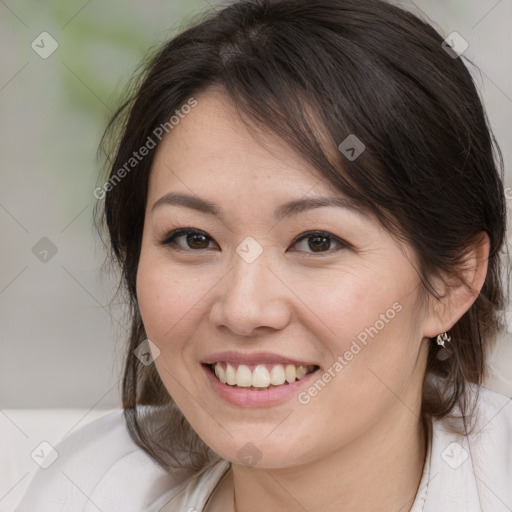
[96,0,508,472]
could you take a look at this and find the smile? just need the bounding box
[206,362,319,390]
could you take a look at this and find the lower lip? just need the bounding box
[202,364,320,407]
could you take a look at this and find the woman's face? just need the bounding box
[136,87,434,468]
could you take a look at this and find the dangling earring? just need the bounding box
[435,331,452,360]
[436,331,451,348]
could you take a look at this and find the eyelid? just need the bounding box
[160,228,350,254]
[289,230,348,254]
[159,227,219,250]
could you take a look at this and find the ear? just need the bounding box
[422,231,490,339]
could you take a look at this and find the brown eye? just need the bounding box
[160,228,347,255]
[291,231,346,254]
[186,232,210,249]
[160,228,218,251]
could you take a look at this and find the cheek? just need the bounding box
[324,296,422,412]
[296,264,422,394]
[135,256,205,406]
[136,250,212,347]
[288,265,404,351]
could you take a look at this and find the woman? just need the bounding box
[16,0,512,510]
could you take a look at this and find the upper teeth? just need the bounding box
[213,362,313,388]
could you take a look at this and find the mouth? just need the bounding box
[203,362,320,390]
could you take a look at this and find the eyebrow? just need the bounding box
[151,192,361,221]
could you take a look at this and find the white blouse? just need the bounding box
[15,385,512,511]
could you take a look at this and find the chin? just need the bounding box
[204,437,309,469]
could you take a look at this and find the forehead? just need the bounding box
[148,87,329,197]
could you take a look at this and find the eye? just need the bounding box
[160,228,218,251]
[160,228,348,255]
[290,230,347,254]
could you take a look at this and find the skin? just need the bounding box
[136,86,490,512]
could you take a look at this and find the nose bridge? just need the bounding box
[210,243,290,334]
[228,245,272,307]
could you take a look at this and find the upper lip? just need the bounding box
[202,351,319,367]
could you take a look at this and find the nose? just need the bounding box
[209,248,292,337]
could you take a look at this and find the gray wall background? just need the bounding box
[1,0,511,409]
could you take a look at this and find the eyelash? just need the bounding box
[159,228,348,255]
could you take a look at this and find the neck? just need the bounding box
[231,400,428,512]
